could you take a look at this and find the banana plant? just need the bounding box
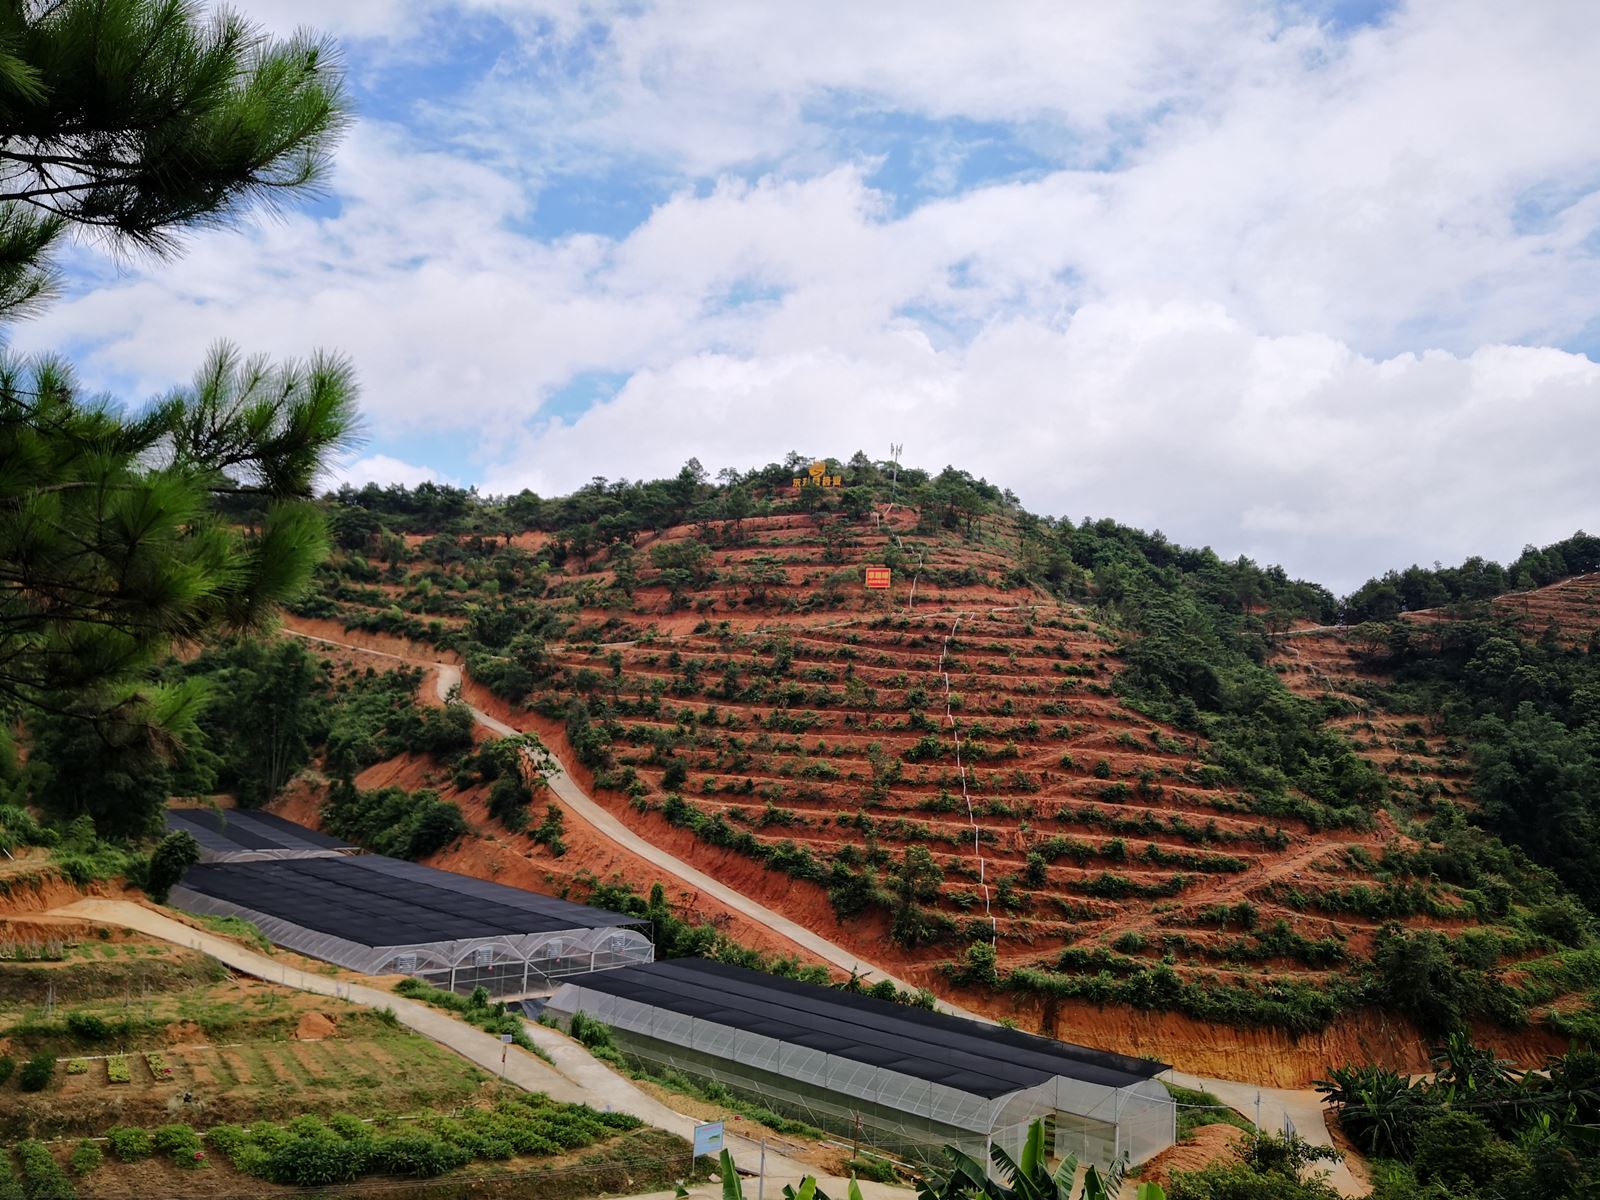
[915,1118,1166,1200]
[715,1149,865,1200]
[783,1176,866,1200]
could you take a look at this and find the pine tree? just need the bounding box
[0,0,349,317]
[0,0,354,833]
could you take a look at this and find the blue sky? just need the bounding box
[14,0,1600,591]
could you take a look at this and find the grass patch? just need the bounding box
[391,979,553,1063]
[188,914,274,955]
[1165,1082,1255,1140]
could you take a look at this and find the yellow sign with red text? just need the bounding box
[865,566,891,590]
[793,461,842,489]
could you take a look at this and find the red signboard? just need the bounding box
[865,566,891,590]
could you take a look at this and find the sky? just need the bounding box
[13,0,1600,594]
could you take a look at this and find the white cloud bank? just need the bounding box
[12,0,1600,592]
[327,453,454,491]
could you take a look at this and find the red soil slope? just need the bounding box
[277,504,1593,1082]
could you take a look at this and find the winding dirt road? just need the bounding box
[288,628,934,1002]
[285,626,1366,1196]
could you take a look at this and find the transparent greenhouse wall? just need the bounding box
[168,888,652,995]
[566,1022,995,1165]
[991,1080,1121,1169]
[1114,1078,1177,1167]
[407,929,655,998]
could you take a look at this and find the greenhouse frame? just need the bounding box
[171,854,654,997]
[547,959,1174,1169]
[164,808,359,863]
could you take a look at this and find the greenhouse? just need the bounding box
[164,808,358,862]
[171,854,653,997]
[546,959,1174,1169]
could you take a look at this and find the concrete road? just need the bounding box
[1168,1070,1363,1197]
[433,661,958,1008]
[288,627,965,1009]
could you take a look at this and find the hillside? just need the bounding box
[247,462,1600,1081]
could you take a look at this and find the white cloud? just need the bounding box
[15,0,1600,591]
[327,453,453,490]
[543,2,1267,165]
[478,303,1600,591]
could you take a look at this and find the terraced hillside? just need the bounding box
[546,603,1354,962]
[1274,627,1471,814]
[1276,571,1600,820]
[278,469,1600,1079]
[1490,570,1600,647]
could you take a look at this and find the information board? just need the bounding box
[692,1121,726,1157]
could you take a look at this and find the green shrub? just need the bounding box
[15,1140,74,1200]
[63,1012,111,1042]
[368,1133,466,1178]
[142,830,201,903]
[0,1055,13,1085]
[486,775,532,831]
[204,1125,249,1159]
[1527,897,1593,948]
[847,1155,898,1183]
[18,1052,55,1091]
[322,779,467,860]
[68,1142,101,1176]
[1113,931,1147,955]
[1411,1111,1525,1189]
[532,803,567,856]
[230,1144,270,1177]
[568,1011,615,1051]
[154,1123,205,1166]
[262,1131,368,1187]
[105,1127,152,1162]
[327,1114,372,1142]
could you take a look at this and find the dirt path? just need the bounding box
[50,899,817,1182]
[287,625,945,1005]
[431,658,949,1005]
[282,625,1366,1196]
[1077,837,1341,949]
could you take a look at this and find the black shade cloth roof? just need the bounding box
[165,809,354,855]
[556,959,1167,1098]
[179,855,639,946]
